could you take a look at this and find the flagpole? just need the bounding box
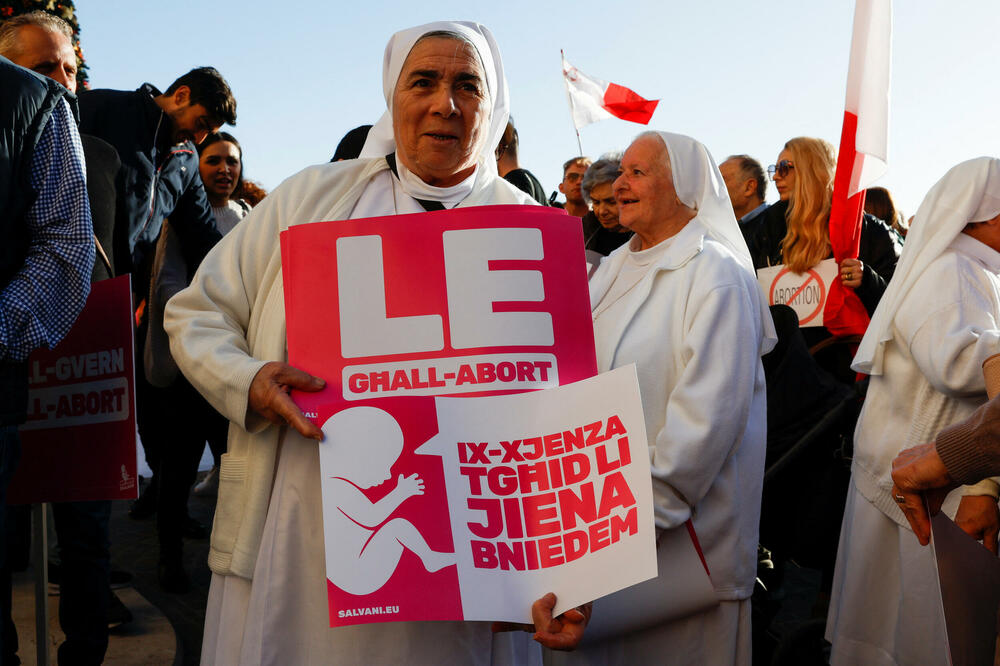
[561,49,584,155]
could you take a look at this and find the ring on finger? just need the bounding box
[893,492,906,503]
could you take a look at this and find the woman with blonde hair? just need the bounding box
[775,137,837,274]
[746,137,901,373]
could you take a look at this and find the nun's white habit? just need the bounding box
[548,132,775,666]
[165,21,539,665]
[826,157,1000,665]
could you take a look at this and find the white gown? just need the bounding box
[200,168,543,665]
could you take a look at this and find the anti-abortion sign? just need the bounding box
[282,205,654,627]
[321,367,654,625]
[757,258,838,327]
[10,275,138,504]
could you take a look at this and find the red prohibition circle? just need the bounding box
[768,267,826,325]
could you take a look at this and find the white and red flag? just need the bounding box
[561,53,659,130]
[825,0,892,337]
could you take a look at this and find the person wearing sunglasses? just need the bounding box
[745,137,901,380]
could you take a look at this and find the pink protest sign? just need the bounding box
[282,206,656,627]
[10,275,138,504]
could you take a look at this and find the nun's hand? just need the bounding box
[248,361,325,440]
[530,593,591,651]
[839,258,863,289]
[490,594,592,651]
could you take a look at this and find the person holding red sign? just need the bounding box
[165,20,585,664]
[578,131,777,665]
[825,157,1000,665]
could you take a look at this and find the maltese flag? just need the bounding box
[825,0,892,337]
[842,0,891,198]
[561,53,659,130]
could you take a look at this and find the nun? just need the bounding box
[826,157,1000,665]
[555,131,775,665]
[165,20,579,665]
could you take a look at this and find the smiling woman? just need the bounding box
[198,132,245,212]
[572,131,776,665]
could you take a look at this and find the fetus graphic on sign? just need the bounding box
[320,407,455,596]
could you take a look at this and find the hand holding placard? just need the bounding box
[492,594,592,651]
[248,361,325,439]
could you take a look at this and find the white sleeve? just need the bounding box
[651,278,762,528]
[900,259,1000,497]
[902,265,1000,398]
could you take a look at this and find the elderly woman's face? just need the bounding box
[392,37,489,187]
[613,135,682,240]
[589,182,621,230]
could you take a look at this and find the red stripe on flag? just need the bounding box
[823,110,870,338]
[601,83,658,125]
[830,111,867,261]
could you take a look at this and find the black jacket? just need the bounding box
[582,212,631,256]
[744,199,903,316]
[81,134,120,282]
[78,84,220,294]
[503,168,548,206]
[0,58,74,424]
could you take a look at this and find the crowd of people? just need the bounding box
[2,10,999,666]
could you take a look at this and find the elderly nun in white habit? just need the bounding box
[549,131,776,665]
[164,20,583,665]
[826,157,1000,665]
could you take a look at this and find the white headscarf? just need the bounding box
[359,21,509,177]
[853,157,1000,375]
[650,131,778,354]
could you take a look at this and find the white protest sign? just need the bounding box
[757,258,838,327]
[417,364,655,621]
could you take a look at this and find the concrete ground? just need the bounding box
[10,472,216,665]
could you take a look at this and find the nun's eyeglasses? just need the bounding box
[767,160,794,180]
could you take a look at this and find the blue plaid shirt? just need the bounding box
[0,99,94,362]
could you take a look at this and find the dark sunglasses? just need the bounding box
[767,160,794,180]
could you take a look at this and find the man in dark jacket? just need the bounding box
[78,66,236,297]
[78,67,236,592]
[0,54,93,664]
[495,119,548,205]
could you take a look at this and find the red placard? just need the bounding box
[282,205,599,626]
[10,275,138,504]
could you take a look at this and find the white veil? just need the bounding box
[359,20,509,177]
[853,157,1000,375]
[653,131,777,355]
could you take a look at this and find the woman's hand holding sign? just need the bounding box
[531,594,592,650]
[839,258,863,289]
[248,361,326,440]
[493,593,592,651]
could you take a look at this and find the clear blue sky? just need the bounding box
[77,1,999,218]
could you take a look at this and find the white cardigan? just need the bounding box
[164,157,535,579]
[590,219,768,600]
[852,233,1000,523]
